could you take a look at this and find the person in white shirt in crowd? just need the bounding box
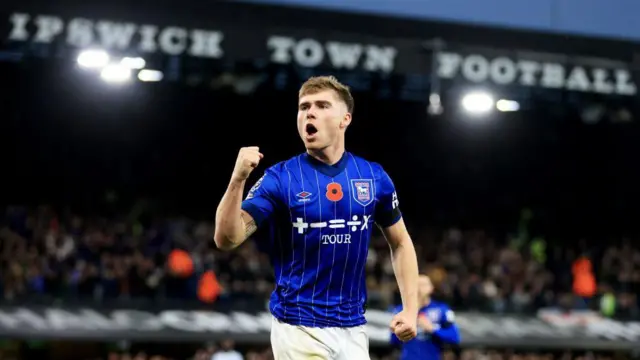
[211,340,243,360]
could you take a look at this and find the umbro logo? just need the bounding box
[296,191,312,202]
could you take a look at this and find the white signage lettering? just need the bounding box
[34,15,64,43]
[267,35,396,73]
[437,51,637,96]
[6,12,224,59]
[96,20,137,49]
[189,30,225,58]
[67,18,94,47]
[139,25,159,53]
[8,13,30,41]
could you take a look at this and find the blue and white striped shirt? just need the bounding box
[241,151,401,328]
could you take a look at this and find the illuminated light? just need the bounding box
[100,64,132,83]
[496,99,520,112]
[121,57,146,69]
[461,92,494,114]
[77,49,110,69]
[138,69,164,82]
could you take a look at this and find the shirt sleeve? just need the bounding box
[433,305,461,344]
[374,167,402,228]
[241,168,282,227]
[442,306,456,327]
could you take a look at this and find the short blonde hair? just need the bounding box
[299,76,354,114]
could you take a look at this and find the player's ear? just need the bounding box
[340,112,352,129]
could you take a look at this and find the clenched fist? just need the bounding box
[391,311,418,342]
[232,146,264,182]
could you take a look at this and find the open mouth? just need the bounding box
[305,123,318,136]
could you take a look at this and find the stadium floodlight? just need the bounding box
[77,49,110,69]
[121,57,146,69]
[138,69,164,82]
[461,92,494,114]
[496,99,520,112]
[100,64,132,83]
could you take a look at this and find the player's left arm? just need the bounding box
[430,308,461,345]
[374,167,420,318]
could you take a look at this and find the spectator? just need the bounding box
[572,255,596,303]
[211,340,243,360]
[1,205,639,319]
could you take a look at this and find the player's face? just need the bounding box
[418,275,434,299]
[297,90,351,151]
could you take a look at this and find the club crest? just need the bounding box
[350,179,374,206]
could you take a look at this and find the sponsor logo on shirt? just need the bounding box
[296,191,312,202]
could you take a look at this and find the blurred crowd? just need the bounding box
[4,346,636,360]
[2,341,636,360]
[119,348,639,360]
[86,349,640,360]
[1,205,639,319]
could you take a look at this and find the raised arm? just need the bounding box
[214,147,261,250]
[214,147,281,251]
[214,180,258,251]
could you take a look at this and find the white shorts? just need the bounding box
[270,317,370,360]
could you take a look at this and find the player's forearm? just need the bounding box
[214,179,248,250]
[390,239,420,316]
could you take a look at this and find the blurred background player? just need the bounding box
[214,76,420,359]
[391,275,461,359]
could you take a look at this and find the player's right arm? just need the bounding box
[214,146,268,251]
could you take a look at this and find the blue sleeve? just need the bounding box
[433,307,461,345]
[374,166,402,228]
[390,332,402,346]
[241,168,282,227]
[433,326,460,345]
[389,305,403,346]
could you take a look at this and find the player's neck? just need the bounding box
[421,297,431,307]
[307,144,345,166]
